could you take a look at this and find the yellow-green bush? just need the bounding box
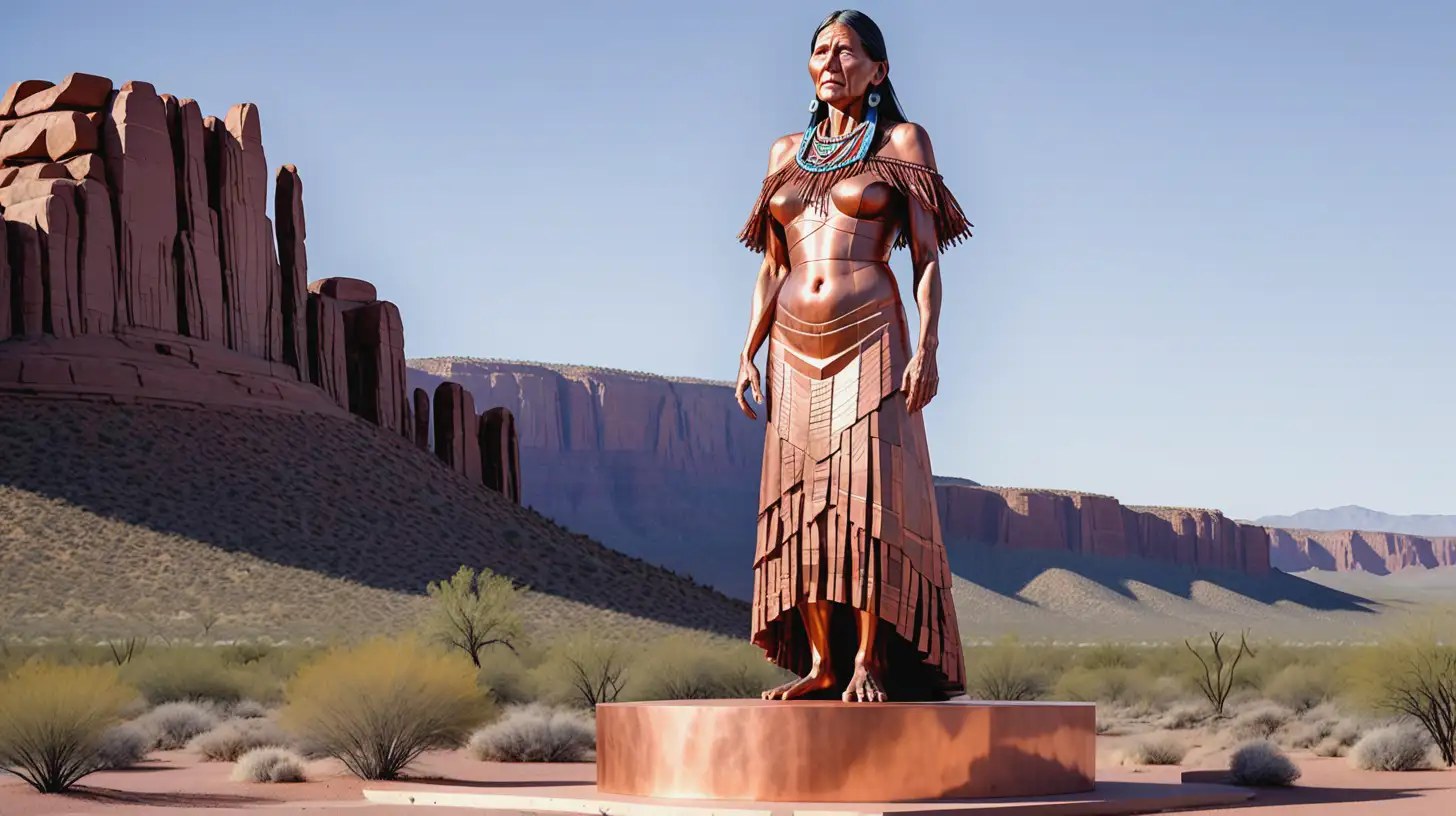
[628,633,787,701]
[120,647,275,705]
[0,662,137,792]
[965,638,1051,701]
[279,636,490,779]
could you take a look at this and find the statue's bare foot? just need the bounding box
[842,660,888,702]
[762,667,836,700]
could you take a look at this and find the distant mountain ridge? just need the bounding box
[1258,506,1456,537]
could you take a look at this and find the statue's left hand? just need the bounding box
[901,345,940,413]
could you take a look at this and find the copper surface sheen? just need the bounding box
[596,699,1096,803]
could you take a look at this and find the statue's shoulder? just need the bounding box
[877,121,938,170]
[767,132,802,175]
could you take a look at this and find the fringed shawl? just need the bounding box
[737,154,973,255]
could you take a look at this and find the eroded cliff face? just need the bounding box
[936,485,1271,576]
[1267,528,1456,573]
[407,357,1276,597]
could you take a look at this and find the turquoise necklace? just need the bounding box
[795,91,880,174]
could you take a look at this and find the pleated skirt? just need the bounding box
[750,295,965,699]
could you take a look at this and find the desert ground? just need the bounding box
[1,741,1452,816]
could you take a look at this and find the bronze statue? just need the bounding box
[736,9,971,703]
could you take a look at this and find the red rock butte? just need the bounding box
[0,73,518,500]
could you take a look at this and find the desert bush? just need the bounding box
[190,718,291,762]
[1053,665,1170,708]
[1185,631,1255,717]
[1262,664,1334,712]
[631,634,787,701]
[467,703,595,762]
[966,639,1048,702]
[1078,643,1137,670]
[1230,704,1294,741]
[1315,720,1365,757]
[134,701,223,749]
[425,566,523,668]
[1125,734,1188,766]
[232,747,307,783]
[1366,634,1455,767]
[545,633,633,709]
[280,636,490,779]
[1349,724,1435,772]
[1229,740,1301,787]
[94,723,151,769]
[120,648,264,705]
[1160,701,1212,730]
[228,700,270,719]
[0,662,136,792]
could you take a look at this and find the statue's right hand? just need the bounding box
[736,354,764,421]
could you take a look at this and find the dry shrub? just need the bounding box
[280,636,489,779]
[134,701,222,750]
[0,662,136,792]
[228,700,270,719]
[232,747,307,783]
[1126,734,1188,766]
[1229,740,1301,787]
[1160,701,1212,730]
[965,639,1048,702]
[467,703,595,762]
[1230,704,1294,741]
[1349,724,1434,772]
[189,718,291,762]
[95,723,151,769]
[630,634,787,701]
[1314,720,1365,757]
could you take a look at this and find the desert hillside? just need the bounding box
[0,396,746,640]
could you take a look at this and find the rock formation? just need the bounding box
[405,358,1275,598]
[0,72,517,505]
[1267,528,1456,573]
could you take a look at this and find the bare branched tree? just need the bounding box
[1184,630,1255,717]
[561,636,629,709]
[425,566,523,668]
[1379,634,1456,767]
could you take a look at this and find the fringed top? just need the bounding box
[737,154,973,255]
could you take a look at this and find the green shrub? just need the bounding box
[966,639,1048,701]
[120,648,267,705]
[630,634,787,701]
[0,662,136,792]
[280,636,490,779]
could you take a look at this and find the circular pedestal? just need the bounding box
[596,699,1096,803]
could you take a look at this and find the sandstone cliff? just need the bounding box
[407,357,1275,599]
[0,73,518,504]
[1267,528,1456,573]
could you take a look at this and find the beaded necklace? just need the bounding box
[794,93,879,174]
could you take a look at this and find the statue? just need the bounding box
[735,9,972,703]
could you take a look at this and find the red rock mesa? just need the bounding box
[0,73,518,502]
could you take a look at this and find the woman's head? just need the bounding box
[807,10,905,123]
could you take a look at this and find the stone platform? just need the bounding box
[596,699,1096,802]
[362,780,1252,815]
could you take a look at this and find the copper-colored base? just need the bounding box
[596,699,1096,803]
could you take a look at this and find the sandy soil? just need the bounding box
[2,744,1450,816]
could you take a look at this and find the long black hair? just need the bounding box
[808,10,907,129]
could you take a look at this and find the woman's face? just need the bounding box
[808,23,887,109]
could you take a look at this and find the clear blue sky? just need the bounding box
[5,1,1453,521]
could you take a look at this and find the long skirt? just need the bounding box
[751,294,965,700]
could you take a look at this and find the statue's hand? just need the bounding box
[736,354,764,421]
[901,345,940,414]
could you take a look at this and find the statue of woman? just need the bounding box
[736,9,971,703]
